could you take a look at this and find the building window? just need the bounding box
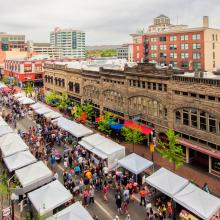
[192,34,201,40]
[151,53,157,58]
[212,34,215,41]
[150,37,157,42]
[160,44,166,50]
[170,53,177,58]
[170,44,177,50]
[160,53,166,58]
[191,109,198,128]
[181,35,188,41]
[181,44,189,50]
[181,53,189,59]
[199,94,205,99]
[160,36,166,42]
[183,109,189,125]
[150,45,157,50]
[75,83,80,93]
[200,111,206,130]
[176,111,181,123]
[213,43,215,50]
[216,34,218,41]
[192,62,201,70]
[153,83,156,90]
[142,81,146,88]
[213,61,216,68]
[170,35,177,41]
[68,81,74,91]
[192,43,201,50]
[192,52,201,60]
[213,52,215,59]
[170,61,177,67]
[148,82,151,89]
[158,83,162,91]
[181,62,189,68]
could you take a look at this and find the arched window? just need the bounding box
[176,111,181,122]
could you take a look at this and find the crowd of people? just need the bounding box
[0,90,176,220]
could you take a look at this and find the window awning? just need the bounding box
[178,138,220,160]
[124,120,153,135]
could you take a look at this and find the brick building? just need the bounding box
[131,16,220,72]
[0,32,26,51]
[44,62,220,177]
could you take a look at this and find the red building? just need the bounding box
[4,59,45,87]
[131,15,220,72]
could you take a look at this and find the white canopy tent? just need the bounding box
[46,202,93,220]
[118,153,153,175]
[30,102,46,110]
[18,96,35,105]
[15,161,53,194]
[53,117,93,138]
[0,117,8,126]
[145,168,189,198]
[28,180,72,217]
[44,111,62,120]
[0,125,14,137]
[3,151,37,172]
[34,107,53,115]
[80,133,125,170]
[174,183,220,220]
[0,83,6,88]
[0,133,29,157]
[13,93,24,99]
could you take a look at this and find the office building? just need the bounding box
[50,27,85,58]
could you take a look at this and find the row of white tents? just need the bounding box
[0,116,94,220]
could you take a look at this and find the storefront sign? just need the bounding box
[2,206,11,220]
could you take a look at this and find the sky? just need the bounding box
[1,0,220,45]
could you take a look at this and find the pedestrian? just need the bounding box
[125,214,131,220]
[103,183,108,202]
[89,185,95,204]
[114,216,119,220]
[115,190,122,214]
[82,189,89,207]
[139,188,146,206]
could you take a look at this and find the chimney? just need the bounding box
[203,16,209,28]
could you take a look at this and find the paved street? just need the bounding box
[14,114,148,220]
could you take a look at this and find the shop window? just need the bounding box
[212,158,220,172]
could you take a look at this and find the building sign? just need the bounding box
[2,206,11,220]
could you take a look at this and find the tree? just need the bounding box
[73,103,94,122]
[157,129,184,172]
[121,127,146,152]
[97,112,115,135]
[45,91,59,104]
[0,173,10,209]
[24,82,34,96]
[55,92,70,111]
[2,76,10,85]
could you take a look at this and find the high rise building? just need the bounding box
[131,16,220,72]
[50,27,85,58]
[0,32,26,51]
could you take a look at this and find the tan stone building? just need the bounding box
[44,62,220,177]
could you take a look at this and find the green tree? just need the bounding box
[24,82,34,96]
[45,91,59,104]
[73,103,94,121]
[55,92,70,111]
[121,127,146,153]
[2,76,10,85]
[157,129,184,172]
[0,173,10,209]
[97,112,116,135]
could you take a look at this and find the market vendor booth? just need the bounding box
[0,133,29,158]
[79,133,125,170]
[3,150,37,172]
[174,183,220,220]
[117,153,153,185]
[0,125,14,137]
[13,161,53,195]
[18,96,35,105]
[46,201,93,220]
[28,180,72,219]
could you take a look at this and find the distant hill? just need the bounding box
[86,45,121,51]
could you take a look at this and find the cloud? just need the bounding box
[0,0,220,45]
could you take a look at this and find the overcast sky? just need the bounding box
[1,0,220,45]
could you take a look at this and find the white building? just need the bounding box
[27,41,63,59]
[117,44,133,62]
[50,27,85,58]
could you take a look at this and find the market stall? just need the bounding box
[18,96,35,105]
[44,111,62,120]
[0,117,8,126]
[30,102,46,110]
[3,150,37,172]
[13,93,24,99]
[145,167,189,198]
[28,180,72,219]
[0,133,29,158]
[46,202,93,220]
[14,161,53,195]
[79,133,125,170]
[118,153,153,175]
[0,125,14,137]
[53,117,93,138]
[34,107,53,115]
[174,183,220,220]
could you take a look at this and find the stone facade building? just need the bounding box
[44,62,220,177]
